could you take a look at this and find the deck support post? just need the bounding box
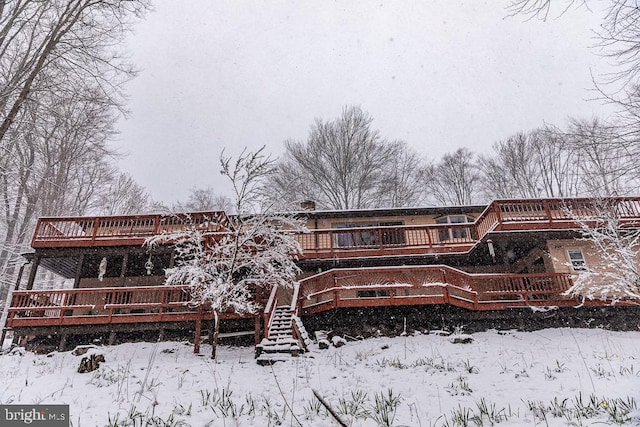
[254,316,261,344]
[194,316,202,354]
[108,331,116,345]
[73,254,84,289]
[26,255,41,290]
[58,334,67,352]
[158,328,165,341]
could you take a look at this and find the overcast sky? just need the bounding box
[115,0,613,205]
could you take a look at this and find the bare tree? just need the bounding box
[507,1,640,132]
[374,141,430,208]
[479,132,540,199]
[563,117,640,196]
[529,127,581,197]
[184,187,234,213]
[269,106,425,210]
[427,148,482,206]
[479,126,582,200]
[478,117,639,201]
[0,1,149,299]
[95,172,150,215]
[0,0,150,149]
[147,148,305,358]
[152,187,234,215]
[0,80,135,300]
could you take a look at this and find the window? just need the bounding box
[567,249,587,271]
[332,221,405,247]
[435,215,474,242]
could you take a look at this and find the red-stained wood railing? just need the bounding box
[31,211,229,248]
[295,222,477,259]
[296,265,586,314]
[29,197,640,259]
[262,285,278,339]
[5,286,253,328]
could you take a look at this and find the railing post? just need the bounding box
[543,199,553,225]
[519,277,528,302]
[159,288,166,315]
[30,219,42,247]
[194,307,202,354]
[91,218,100,242]
[494,202,503,229]
[153,214,160,234]
[328,230,335,257]
[333,289,339,309]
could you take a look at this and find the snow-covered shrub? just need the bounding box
[563,200,640,303]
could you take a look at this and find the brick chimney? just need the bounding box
[300,200,316,210]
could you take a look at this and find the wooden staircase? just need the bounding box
[256,305,311,365]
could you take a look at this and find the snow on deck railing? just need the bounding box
[295,265,577,313]
[5,286,195,327]
[31,211,229,248]
[262,286,279,339]
[30,198,640,258]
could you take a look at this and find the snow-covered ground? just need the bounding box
[0,328,638,426]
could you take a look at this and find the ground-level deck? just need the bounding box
[4,285,259,351]
[6,266,633,345]
[294,265,636,313]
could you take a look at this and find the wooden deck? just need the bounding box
[31,211,229,248]
[14,197,640,336]
[30,198,640,259]
[5,286,252,329]
[8,265,633,333]
[295,265,632,315]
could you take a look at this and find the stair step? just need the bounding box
[269,328,291,332]
[269,331,293,339]
[257,309,310,364]
[256,353,292,365]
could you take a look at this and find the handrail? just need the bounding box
[289,283,300,314]
[5,285,263,328]
[262,286,278,339]
[31,211,230,248]
[6,286,192,325]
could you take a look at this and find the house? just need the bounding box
[3,197,639,356]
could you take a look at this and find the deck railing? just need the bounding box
[295,222,477,258]
[262,285,278,339]
[6,264,634,330]
[297,265,579,313]
[4,285,252,328]
[31,211,229,248]
[29,197,640,258]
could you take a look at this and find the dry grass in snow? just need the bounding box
[0,328,638,426]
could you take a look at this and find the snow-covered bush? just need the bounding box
[564,199,640,303]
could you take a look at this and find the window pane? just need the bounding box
[567,249,587,271]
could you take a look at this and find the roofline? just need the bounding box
[289,204,488,219]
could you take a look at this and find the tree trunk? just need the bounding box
[211,310,220,359]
